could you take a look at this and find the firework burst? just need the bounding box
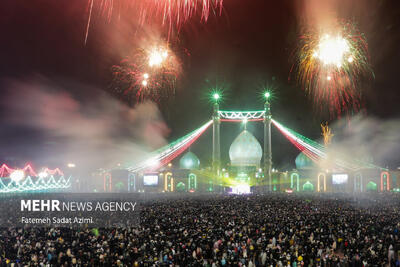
[85,0,224,43]
[137,0,223,27]
[110,43,182,104]
[292,20,373,118]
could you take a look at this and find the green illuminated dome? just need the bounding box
[179,151,200,169]
[229,130,262,167]
[366,181,377,191]
[295,152,315,170]
[303,181,314,191]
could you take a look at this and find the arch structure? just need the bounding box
[381,171,390,191]
[317,172,327,192]
[103,173,112,192]
[354,172,363,192]
[290,172,300,191]
[128,173,136,192]
[188,173,197,191]
[164,172,174,192]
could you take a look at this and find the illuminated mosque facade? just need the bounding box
[100,129,398,194]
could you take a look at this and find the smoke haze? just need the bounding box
[0,75,169,172]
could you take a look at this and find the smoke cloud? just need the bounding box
[324,115,400,169]
[0,75,169,172]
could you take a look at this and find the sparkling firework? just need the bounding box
[85,0,224,43]
[110,43,181,104]
[137,0,223,27]
[321,122,333,146]
[292,21,373,118]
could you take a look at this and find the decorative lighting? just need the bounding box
[10,170,24,182]
[127,120,212,172]
[231,184,251,194]
[38,171,48,178]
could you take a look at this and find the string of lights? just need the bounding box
[272,119,383,171]
[127,120,213,172]
[0,164,70,193]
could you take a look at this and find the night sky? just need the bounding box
[1,0,400,170]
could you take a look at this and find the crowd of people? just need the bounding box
[1,193,400,266]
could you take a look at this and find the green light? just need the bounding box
[213,93,220,101]
[189,173,197,190]
[264,92,271,99]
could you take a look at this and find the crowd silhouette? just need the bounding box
[1,193,400,266]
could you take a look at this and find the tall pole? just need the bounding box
[264,94,272,191]
[212,102,221,178]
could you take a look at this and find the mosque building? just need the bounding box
[148,130,395,194]
[227,129,263,193]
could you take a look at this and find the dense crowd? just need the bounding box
[1,193,400,266]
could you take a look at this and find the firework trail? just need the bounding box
[110,43,182,104]
[85,0,224,44]
[291,20,373,118]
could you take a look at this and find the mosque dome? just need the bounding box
[179,151,200,169]
[303,181,314,191]
[295,152,315,170]
[366,181,377,191]
[229,130,262,167]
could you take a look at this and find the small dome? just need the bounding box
[295,152,315,170]
[176,182,186,192]
[366,181,377,191]
[229,130,262,167]
[179,151,200,169]
[303,181,314,191]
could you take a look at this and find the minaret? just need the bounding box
[212,93,221,177]
[263,92,272,191]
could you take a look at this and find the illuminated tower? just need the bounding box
[263,92,272,191]
[212,93,221,176]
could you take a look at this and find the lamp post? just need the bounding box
[263,92,272,191]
